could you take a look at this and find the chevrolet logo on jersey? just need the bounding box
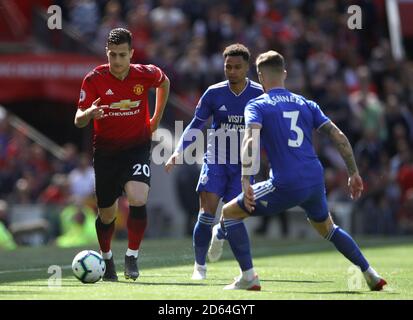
[110,100,141,111]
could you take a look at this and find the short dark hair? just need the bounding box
[107,28,132,48]
[223,43,250,62]
[256,51,285,72]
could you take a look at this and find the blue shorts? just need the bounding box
[196,162,242,203]
[236,180,329,222]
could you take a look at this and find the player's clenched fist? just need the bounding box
[348,173,363,200]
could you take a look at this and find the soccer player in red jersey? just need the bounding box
[74,28,170,281]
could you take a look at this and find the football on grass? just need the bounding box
[72,250,105,283]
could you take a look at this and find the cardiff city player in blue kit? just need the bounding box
[213,50,387,291]
[165,44,263,280]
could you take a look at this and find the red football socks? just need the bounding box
[127,206,147,250]
[95,217,115,253]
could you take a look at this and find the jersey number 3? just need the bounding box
[283,111,304,148]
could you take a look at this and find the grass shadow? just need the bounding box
[117,280,208,287]
[285,290,399,295]
[294,290,364,295]
[261,279,334,284]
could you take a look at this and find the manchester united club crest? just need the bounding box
[133,84,144,95]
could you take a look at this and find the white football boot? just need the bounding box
[208,224,224,262]
[224,274,261,291]
[191,262,207,280]
[363,266,387,291]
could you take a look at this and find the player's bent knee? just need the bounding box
[98,211,116,224]
[126,189,149,207]
[125,181,149,207]
[97,202,117,224]
[222,200,247,220]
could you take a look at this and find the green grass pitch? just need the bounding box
[0,236,412,300]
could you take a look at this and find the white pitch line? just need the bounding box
[0,260,124,275]
[0,265,72,275]
[0,267,63,275]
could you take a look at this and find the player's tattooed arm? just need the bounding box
[319,121,358,176]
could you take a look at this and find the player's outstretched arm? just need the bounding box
[165,116,206,173]
[319,121,363,200]
[150,76,170,133]
[74,98,107,128]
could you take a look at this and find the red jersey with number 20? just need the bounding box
[77,63,166,153]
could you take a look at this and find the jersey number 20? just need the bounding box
[283,111,304,148]
[133,163,150,177]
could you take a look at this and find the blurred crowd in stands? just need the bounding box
[1,0,413,249]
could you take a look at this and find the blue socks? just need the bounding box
[224,218,253,271]
[217,220,226,240]
[193,212,215,265]
[327,225,369,272]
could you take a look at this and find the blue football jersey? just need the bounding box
[195,79,263,166]
[245,88,330,190]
